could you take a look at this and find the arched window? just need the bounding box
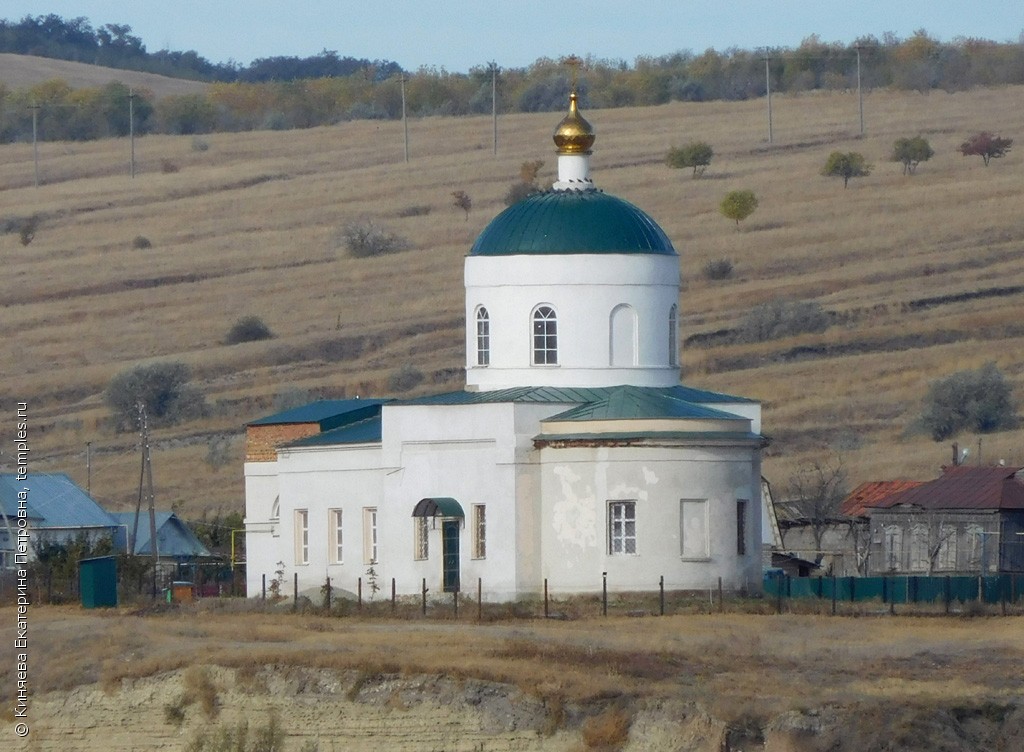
[475,306,490,366]
[610,304,637,366]
[532,306,558,365]
[883,525,903,571]
[909,524,929,571]
[270,497,280,520]
[668,304,679,367]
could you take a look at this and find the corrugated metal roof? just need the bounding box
[248,399,388,427]
[0,473,118,529]
[840,480,926,517]
[869,465,1024,511]
[286,415,383,447]
[545,386,746,422]
[470,190,677,256]
[111,512,213,558]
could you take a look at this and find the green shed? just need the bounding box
[80,555,118,608]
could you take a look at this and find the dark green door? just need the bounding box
[442,520,460,593]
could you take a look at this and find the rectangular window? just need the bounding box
[679,499,709,558]
[472,504,487,559]
[608,501,637,555]
[295,509,309,565]
[937,524,957,571]
[363,507,378,564]
[476,309,490,366]
[736,500,747,556]
[414,516,429,560]
[328,509,343,564]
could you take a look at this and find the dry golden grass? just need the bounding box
[2,85,1024,516]
[3,604,1023,725]
[0,52,208,97]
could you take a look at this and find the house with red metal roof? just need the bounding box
[862,465,1024,576]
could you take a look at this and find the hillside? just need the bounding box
[0,52,207,97]
[0,84,1022,518]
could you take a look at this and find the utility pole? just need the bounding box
[29,102,40,186]
[855,45,864,136]
[400,74,409,163]
[490,61,498,156]
[133,403,159,598]
[764,55,773,144]
[129,88,136,177]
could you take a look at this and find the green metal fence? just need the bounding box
[764,571,1024,605]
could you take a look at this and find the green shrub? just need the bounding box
[920,362,1016,440]
[719,190,758,226]
[666,141,714,177]
[226,315,274,344]
[131,235,152,249]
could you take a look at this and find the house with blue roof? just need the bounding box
[0,473,120,567]
[244,93,767,601]
[110,512,213,561]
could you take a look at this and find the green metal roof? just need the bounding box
[286,416,383,447]
[470,190,676,256]
[400,384,756,407]
[248,399,387,428]
[534,431,765,445]
[412,497,465,518]
[544,386,745,422]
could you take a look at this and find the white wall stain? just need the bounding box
[551,465,598,550]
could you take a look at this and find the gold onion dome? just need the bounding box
[553,92,595,155]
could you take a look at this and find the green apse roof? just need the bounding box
[469,190,676,256]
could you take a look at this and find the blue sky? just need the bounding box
[5,1,1023,72]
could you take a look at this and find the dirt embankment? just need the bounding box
[9,666,1024,752]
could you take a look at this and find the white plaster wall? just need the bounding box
[465,254,680,390]
[538,444,763,594]
[243,461,281,597]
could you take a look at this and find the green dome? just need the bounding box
[470,190,677,256]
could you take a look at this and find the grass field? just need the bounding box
[1,82,1023,518]
[0,52,208,97]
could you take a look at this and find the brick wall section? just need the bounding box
[246,423,321,461]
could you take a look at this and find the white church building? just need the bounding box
[243,93,766,601]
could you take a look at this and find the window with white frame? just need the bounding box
[736,499,748,556]
[328,509,343,564]
[668,304,679,367]
[608,501,637,555]
[679,499,709,558]
[472,504,486,559]
[476,306,490,366]
[414,516,429,560]
[936,524,957,571]
[532,305,558,365]
[966,524,985,570]
[884,525,903,570]
[295,509,309,565]
[909,524,929,571]
[363,507,378,564]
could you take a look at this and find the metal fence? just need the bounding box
[764,571,1024,607]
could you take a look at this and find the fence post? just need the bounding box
[262,573,266,601]
[453,590,459,619]
[421,577,427,616]
[357,577,362,611]
[849,576,856,604]
[659,575,665,616]
[477,577,482,621]
[831,575,837,616]
[602,572,608,617]
[776,575,784,614]
[293,573,298,611]
[944,575,951,615]
[391,577,396,613]
[717,576,724,613]
[544,578,549,618]
[325,576,331,612]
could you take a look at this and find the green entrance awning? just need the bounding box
[412,497,465,518]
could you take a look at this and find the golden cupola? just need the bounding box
[553,92,595,155]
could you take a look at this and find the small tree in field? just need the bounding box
[891,136,934,175]
[719,190,758,227]
[822,151,871,188]
[451,190,471,220]
[666,141,714,177]
[959,132,1012,166]
[920,362,1016,440]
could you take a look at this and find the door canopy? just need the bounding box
[412,497,465,519]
